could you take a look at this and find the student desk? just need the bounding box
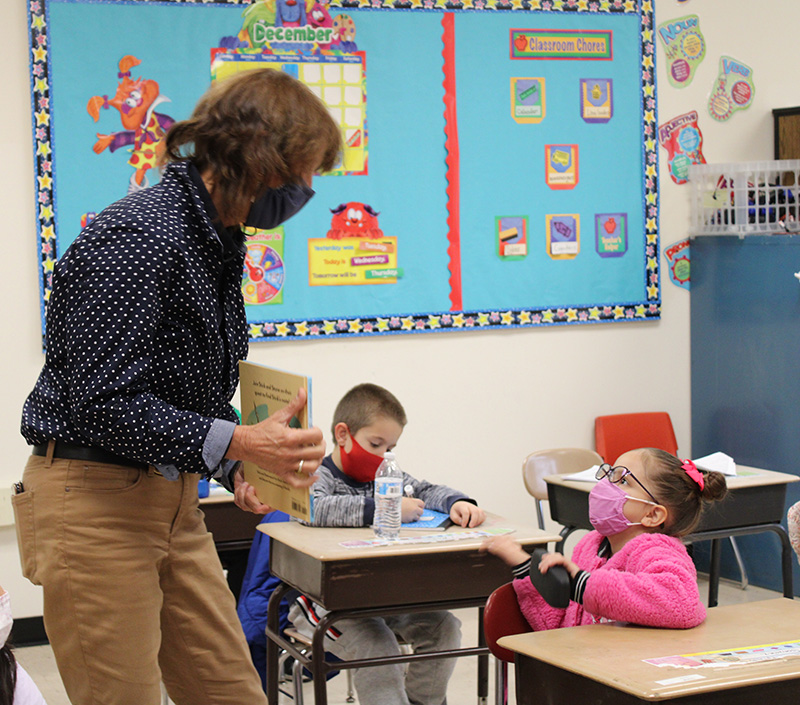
[261,516,560,705]
[545,466,798,606]
[199,494,262,600]
[499,598,800,704]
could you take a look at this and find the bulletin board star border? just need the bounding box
[26,0,659,343]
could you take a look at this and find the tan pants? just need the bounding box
[14,454,267,705]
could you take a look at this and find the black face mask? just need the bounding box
[244,183,315,230]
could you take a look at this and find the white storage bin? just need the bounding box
[688,160,800,236]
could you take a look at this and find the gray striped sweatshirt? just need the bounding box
[302,455,475,527]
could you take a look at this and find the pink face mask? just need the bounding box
[588,478,657,536]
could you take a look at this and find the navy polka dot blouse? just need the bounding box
[21,161,247,475]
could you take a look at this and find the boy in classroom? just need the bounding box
[289,382,485,705]
[484,448,727,631]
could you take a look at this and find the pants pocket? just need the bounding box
[12,490,40,585]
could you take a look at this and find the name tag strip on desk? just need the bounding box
[644,640,800,669]
[340,527,513,549]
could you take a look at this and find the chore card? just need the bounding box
[546,214,580,260]
[545,144,579,189]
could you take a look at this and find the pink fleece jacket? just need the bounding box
[513,531,705,631]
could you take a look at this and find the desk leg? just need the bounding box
[266,582,293,705]
[312,614,333,705]
[708,538,721,608]
[775,525,795,599]
[477,606,488,705]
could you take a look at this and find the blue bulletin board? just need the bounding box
[28,0,660,341]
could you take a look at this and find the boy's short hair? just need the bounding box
[331,383,407,438]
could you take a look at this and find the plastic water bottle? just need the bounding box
[374,452,403,540]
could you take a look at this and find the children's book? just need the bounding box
[401,509,453,531]
[238,361,314,522]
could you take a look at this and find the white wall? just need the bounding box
[2,0,797,618]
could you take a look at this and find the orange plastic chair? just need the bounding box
[484,582,532,705]
[594,412,677,463]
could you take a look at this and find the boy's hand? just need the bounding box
[450,501,486,528]
[481,535,530,567]
[401,497,425,522]
[538,551,580,579]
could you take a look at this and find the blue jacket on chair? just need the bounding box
[237,510,291,690]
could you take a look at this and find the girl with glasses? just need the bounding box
[484,447,727,630]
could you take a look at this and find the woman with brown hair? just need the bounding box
[17,69,341,705]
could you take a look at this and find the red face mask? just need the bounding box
[339,433,384,483]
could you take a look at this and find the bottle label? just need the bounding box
[375,478,402,497]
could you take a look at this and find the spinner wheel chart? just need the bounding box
[242,244,285,304]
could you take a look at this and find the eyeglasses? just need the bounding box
[595,463,660,504]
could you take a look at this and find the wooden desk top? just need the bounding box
[259,512,560,561]
[262,513,559,610]
[499,599,800,700]
[545,466,799,494]
[198,493,235,505]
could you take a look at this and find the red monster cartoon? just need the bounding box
[326,202,384,239]
[87,55,175,193]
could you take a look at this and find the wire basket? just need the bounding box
[688,160,800,236]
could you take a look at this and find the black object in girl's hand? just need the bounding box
[528,548,570,608]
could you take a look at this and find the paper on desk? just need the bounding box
[692,452,737,476]
[208,480,230,496]
[563,465,601,482]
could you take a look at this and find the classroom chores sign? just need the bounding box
[29,1,659,342]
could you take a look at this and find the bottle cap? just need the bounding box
[384,451,396,460]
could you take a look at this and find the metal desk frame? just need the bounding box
[261,519,559,705]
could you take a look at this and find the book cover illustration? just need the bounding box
[238,360,314,522]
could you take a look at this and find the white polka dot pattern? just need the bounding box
[21,162,248,475]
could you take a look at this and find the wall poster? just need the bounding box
[28,0,660,341]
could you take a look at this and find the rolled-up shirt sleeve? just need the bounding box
[206,419,240,491]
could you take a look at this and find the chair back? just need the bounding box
[483,582,532,663]
[594,412,678,464]
[522,448,604,501]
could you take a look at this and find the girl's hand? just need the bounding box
[401,497,425,522]
[450,501,486,528]
[538,551,580,579]
[481,535,530,567]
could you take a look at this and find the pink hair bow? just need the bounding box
[681,459,705,490]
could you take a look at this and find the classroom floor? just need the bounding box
[14,577,787,705]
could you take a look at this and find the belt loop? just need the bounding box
[45,440,55,467]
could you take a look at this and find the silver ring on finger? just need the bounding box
[298,458,304,474]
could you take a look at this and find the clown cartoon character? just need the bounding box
[326,202,384,239]
[87,55,175,194]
